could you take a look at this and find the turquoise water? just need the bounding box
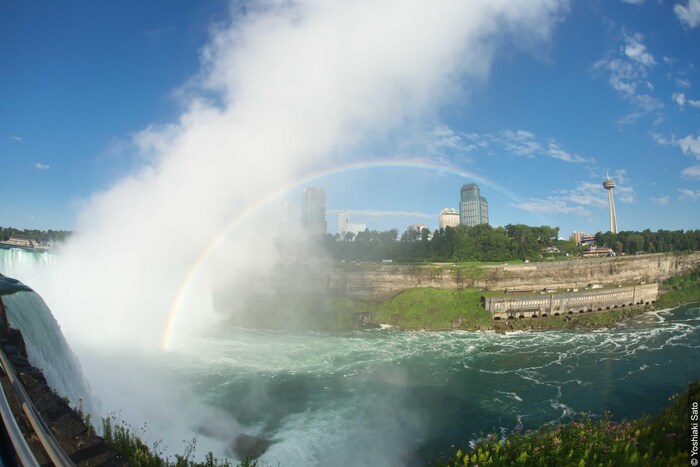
[171,304,700,465]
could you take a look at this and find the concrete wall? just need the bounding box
[325,252,700,299]
[483,283,658,319]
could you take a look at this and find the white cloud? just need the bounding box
[35,162,50,170]
[546,142,590,163]
[672,92,687,108]
[616,185,636,203]
[594,31,663,122]
[678,188,700,201]
[497,130,591,163]
[621,0,644,3]
[424,124,476,155]
[569,182,610,208]
[10,135,21,142]
[675,0,700,28]
[513,198,592,216]
[623,33,656,66]
[681,165,700,179]
[650,195,670,205]
[689,99,700,108]
[650,132,670,145]
[677,132,700,157]
[677,78,691,88]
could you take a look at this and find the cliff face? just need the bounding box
[324,252,700,299]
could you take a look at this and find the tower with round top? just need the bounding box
[603,175,618,234]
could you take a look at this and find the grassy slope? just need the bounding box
[372,288,491,330]
[439,379,699,466]
[654,268,700,310]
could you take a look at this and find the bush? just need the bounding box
[439,380,698,466]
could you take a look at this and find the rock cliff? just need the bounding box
[323,252,700,299]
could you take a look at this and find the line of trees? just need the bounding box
[320,225,700,263]
[0,226,72,244]
[322,224,564,262]
[595,229,700,255]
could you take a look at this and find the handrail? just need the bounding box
[0,369,40,467]
[0,347,75,466]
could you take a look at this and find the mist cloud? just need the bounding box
[41,0,569,352]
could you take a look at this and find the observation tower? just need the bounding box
[603,174,618,234]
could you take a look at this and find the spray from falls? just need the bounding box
[1,0,570,462]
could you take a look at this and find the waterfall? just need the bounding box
[1,251,97,416]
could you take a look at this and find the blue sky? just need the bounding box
[2,1,700,238]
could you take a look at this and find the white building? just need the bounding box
[338,212,367,239]
[439,208,460,230]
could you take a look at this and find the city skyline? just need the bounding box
[1,2,700,238]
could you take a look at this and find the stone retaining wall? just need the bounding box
[482,283,658,319]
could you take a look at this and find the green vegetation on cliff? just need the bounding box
[101,415,257,467]
[439,379,698,466]
[654,267,700,310]
[373,288,490,330]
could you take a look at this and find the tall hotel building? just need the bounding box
[439,208,460,229]
[459,183,489,226]
[301,187,327,234]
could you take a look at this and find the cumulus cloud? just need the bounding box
[677,132,700,157]
[621,0,644,4]
[681,165,700,179]
[35,162,50,170]
[675,0,700,28]
[10,135,22,142]
[673,92,687,108]
[623,33,656,66]
[689,99,700,108]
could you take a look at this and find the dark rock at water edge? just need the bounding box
[231,433,270,460]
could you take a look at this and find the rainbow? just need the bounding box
[160,158,523,350]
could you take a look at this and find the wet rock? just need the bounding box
[231,433,270,460]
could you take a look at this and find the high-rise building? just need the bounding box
[337,211,366,239]
[301,187,327,234]
[459,183,489,226]
[603,175,618,234]
[439,208,460,230]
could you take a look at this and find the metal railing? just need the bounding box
[0,346,75,467]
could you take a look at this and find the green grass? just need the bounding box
[439,379,698,466]
[372,288,491,330]
[654,267,700,310]
[101,415,253,467]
